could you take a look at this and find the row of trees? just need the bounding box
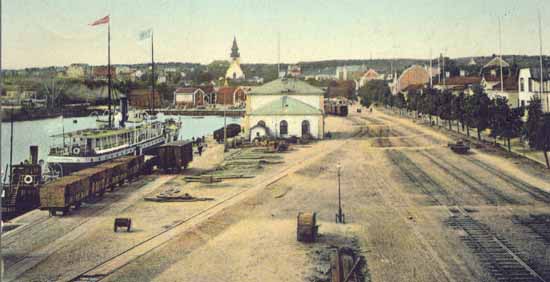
[358,81,550,168]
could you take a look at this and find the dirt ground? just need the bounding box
[3,105,550,282]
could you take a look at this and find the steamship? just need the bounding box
[47,98,181,176]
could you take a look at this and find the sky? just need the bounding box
[2,0,550,69]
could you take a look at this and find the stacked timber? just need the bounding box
[40,175,90,216]
[157,140,193,173]
[213,123,241,143]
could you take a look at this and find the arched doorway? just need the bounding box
[280,120,288,136]
[257,120,266,127]
[301,120,310,136]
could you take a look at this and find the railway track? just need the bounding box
[374,111,549,281]
[466,157,550,204]
[448,214,547,282]
[386,150,456,206]
[514,214,550,245]
[419,151,521,205]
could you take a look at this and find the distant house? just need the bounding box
[67,64,90,79]
[519,67,550,112]
[485,75,519,108]
[287,65,302,78]
[244,78,325,140]
[435,76,482,95]
[392,65,430,94]
[216,87,246,106]
[173,87,205,108]
[93,66,117,80]
[128,89,161,109]
[359,69,382,87]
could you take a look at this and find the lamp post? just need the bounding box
[335,162,345,224]
[223,107,227,153]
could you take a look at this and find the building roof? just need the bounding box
[327,86,353,99]
[175,87,201,94]
[492,76,519,91]
[436,76,481,86]
[248,78,324,96]
[528,67,550,82]
[249,96,322,116]
[483,57,510,69]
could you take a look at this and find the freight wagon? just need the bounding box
[157,140,193,173]
[325,103,348,117]
[40,175,90,216]
[213,123,241,143]
[73,167,109,198]
[40,155,149,216]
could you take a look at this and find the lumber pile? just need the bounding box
[144,188,214,202]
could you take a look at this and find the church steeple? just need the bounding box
[230,36,240,59]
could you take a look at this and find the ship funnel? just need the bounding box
[30,145,38,165]
[119,94,129,127]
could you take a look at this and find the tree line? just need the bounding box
[358,80,550,168]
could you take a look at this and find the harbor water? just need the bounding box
[0,114,241,178]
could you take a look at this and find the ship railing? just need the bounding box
[49,145,95,157]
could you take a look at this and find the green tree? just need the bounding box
[437,90,454,130]
[465,87,490,140]
[488,97,509,144]
[500,107,524,152]
[525,97,543,148]
[451,92,466,133]
[534,114,550,169]
[421,88,437,125]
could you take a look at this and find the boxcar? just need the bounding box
[73,167,109,198]
[157,140,193,173]
[40,175,90,216]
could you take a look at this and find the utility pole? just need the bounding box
[538,11,548,111]
[335,163,345,224]
[429,49,433,88]
[499,17,504,95]
[223,108,227,153]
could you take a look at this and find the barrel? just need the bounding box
[297,212,318,242]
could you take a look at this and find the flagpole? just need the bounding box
[151,30,155,114]
[108,20,112,128]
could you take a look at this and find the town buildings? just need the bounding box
[66,64,90,79]
[173,87,206,108]
[244,78,325,141]
[216,87,246,106]
[391,65,430,94]
[519,67,550,112]
[128,89,161,109]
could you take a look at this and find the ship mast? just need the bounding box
[108,20,113,128]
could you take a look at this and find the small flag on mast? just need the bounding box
[90,15,110,26]
[138,29,152,41]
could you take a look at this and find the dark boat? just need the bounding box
[1,146,43,220]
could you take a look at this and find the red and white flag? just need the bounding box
[89,15,109,26]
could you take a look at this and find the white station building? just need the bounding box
[243,78,325,141]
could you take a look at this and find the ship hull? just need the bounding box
[48,135,166,176]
